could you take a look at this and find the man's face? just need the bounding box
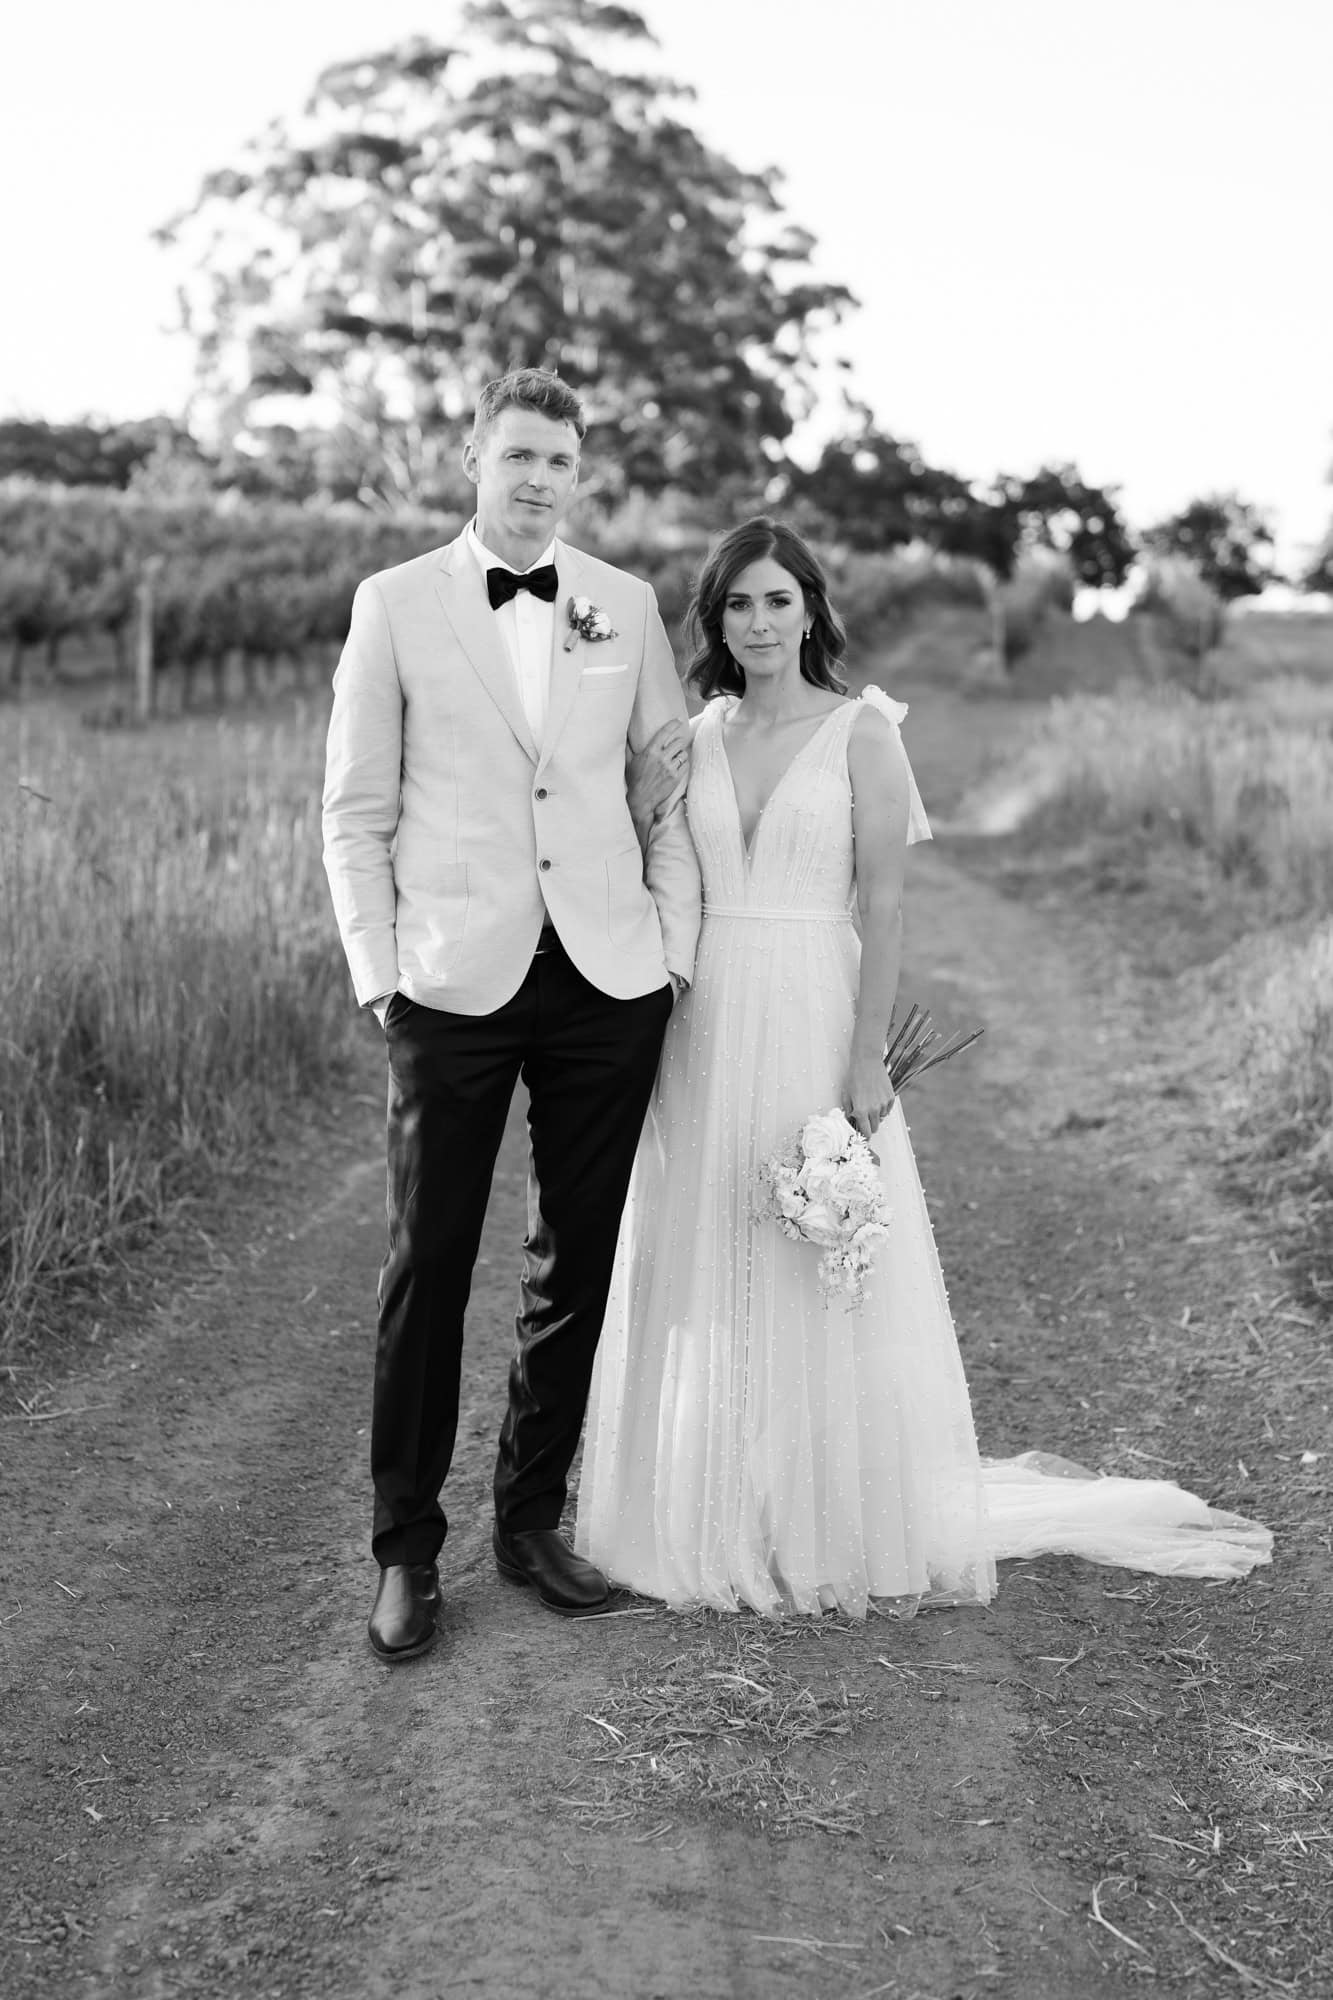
[464,408,580,560]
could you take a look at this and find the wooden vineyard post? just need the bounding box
[134,556,163,723]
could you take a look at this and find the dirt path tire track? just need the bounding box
[3,694,1327,1999]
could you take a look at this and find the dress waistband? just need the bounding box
[703,904,855,923]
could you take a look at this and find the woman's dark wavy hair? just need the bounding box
[684,517,847,700]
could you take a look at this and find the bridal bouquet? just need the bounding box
[755,1109,891,1304]
[755,1007,984,1305]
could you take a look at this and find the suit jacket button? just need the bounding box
[539,858,552,871]
[535,787,548,800]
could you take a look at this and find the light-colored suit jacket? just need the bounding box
[321,531,701,1016]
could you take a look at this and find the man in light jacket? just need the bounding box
[322,368,700,1661]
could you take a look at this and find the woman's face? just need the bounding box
[720,557,808,682]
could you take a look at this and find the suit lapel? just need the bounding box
[433,538,539,762]
[537,543,588,772]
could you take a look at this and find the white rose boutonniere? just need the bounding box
[564,595,619,650]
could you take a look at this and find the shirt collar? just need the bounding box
[467,518,557,578]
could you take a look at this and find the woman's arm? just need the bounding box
[846,707,911,1137]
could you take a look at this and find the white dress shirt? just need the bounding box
[467,520,557,747]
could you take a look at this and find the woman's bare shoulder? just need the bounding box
[848,700,898,748]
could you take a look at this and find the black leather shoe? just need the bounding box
[493,1527,609,1617]
[367,1562,439,1661]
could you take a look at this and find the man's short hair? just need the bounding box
[472,369,586,444]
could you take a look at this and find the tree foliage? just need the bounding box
[158,0,853,505]
[785,427,1134,587]
[785,421,1016,570]
[991,465,1136,590]
[1143,492,1280,601]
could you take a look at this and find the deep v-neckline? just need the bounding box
[716,700,849,863]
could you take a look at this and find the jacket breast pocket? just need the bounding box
[580,662,631,684]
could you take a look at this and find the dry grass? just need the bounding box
[997,1561,1329,1994]
[1213,610,1333,689]
[1227,922,1333,1301]
[0,696,354,1347]
[1222,1716,1333,1838]
[965,682,1333,1303]
[1171,918,1333,1305]
[968,682,1333,914]
[561,1621,871,1837]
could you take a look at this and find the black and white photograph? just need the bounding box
[2,2,1330,1994]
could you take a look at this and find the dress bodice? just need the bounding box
[684,687,929,917]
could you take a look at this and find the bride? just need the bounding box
[575,517,1271,1618]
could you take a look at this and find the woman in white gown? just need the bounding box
[575,519,1270,1618]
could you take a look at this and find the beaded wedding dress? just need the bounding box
[575,690,1272,1617]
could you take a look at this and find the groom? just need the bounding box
[322,369,700,1661]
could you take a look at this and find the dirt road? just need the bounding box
[3,687,1328,1999]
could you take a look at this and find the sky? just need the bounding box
[1,0,1328,566]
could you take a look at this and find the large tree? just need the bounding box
[1143,492,1280,601]
[158,0,852,506]
[989,465,1136,590]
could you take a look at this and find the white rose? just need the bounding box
[800,1159,838,1202]
[801,1109,853,1162]
[795,1201,842,1247]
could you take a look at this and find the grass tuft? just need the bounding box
[1230,924,1333,1301]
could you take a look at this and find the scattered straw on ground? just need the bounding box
[560,1620,871,1837]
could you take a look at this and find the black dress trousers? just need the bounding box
[371,938,673,1567]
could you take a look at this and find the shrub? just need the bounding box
[824,543,991,643]
[997,549,1075,664]
[1134,555,1225,661]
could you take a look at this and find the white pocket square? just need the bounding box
[581,662,630,676]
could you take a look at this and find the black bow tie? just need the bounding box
[486,563,559,610]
